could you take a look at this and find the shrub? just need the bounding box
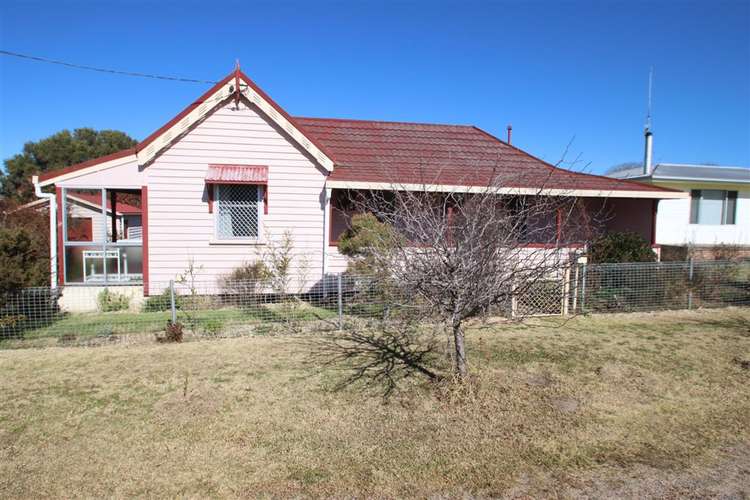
[589,232,656,264]
[338,213,399,275]
[0,288,60,340]
[202,319,224,337]
[0,226,49,306]
[143,288,180,312]
[97,289,130,312]
[156,320,183,343]
[713,243,741,262]
[220,261,269,296]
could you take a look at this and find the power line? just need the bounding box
[0,49,218,84]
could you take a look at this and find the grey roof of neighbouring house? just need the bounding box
[609,163,750,184]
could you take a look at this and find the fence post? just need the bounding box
[580,259,588,312]
[687,257,694,310]
[169,279,177,324]
[337,274,343,330]
[510,278,518,319]
[561,265,571,316]
[571,262,580,314]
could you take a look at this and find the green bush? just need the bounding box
[143,289,180,312]
[0,288,60,340]
[589,232,656,264]
[338,213,399,275]
[202,319,224,336]
[97,289,130,312]
[0,226,49,306]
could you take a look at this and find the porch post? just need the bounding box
[650,199,658,246]
[110,190,118,242]
[322,187,332,277]
[142,186,149,297]
[55,187,64,287]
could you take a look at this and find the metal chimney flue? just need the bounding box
[506,124,512,145]
[643,130,653,175]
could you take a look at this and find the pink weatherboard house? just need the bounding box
[32,68,685,308]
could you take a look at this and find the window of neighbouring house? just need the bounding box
[690,190,737,225]
[214,184,263,240]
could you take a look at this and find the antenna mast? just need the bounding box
[645,65,653,132]
[643,66,654,175]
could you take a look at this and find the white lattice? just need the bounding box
[215,184,260,239]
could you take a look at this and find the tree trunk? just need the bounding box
[452,320,468,378]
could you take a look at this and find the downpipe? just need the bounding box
[32,175,57,288]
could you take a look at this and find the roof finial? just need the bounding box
[233,59,241,108]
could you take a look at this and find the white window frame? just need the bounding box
[689,189,737,226]
[212,183,264,242]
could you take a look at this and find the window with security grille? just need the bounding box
[215,184,261,239]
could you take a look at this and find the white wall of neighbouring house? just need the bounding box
[655,181,750,246]
[146,100,329,294]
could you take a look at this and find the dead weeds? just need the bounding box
[0,308,748,497]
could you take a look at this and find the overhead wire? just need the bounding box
[0,49,219,84]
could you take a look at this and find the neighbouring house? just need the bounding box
[608,129,750,259]
[32,68,684,311]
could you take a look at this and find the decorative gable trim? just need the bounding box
[36,69,336,186]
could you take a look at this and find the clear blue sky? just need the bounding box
[1,0,749,174]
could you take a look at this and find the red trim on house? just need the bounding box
[207,185,214,214]
[650,199,657,246]
[110,191,117,242]
[205,164,269,184]
[329,201,335,246]
[263,186,268,215]
[141,186,149,297]
[55,187,64,286]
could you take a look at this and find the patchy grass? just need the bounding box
[0,308,748,497]
[8,301,336,345]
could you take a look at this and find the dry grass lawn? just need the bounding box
[1,308,749,497]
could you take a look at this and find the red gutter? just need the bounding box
[651,199,658,245]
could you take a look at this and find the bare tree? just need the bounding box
[341,171,594,378]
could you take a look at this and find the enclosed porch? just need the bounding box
[57,187,145,286]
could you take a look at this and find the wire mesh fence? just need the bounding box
[1,259,748,348]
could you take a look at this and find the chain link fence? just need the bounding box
[1,260,748,348]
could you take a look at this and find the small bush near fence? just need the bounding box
[0,288,60,340]
[97,289,131,312]
[143,289,180,312]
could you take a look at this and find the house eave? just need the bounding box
[324,180,688,199]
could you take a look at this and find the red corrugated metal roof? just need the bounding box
[294,117,670,193]
[205,164,268,184]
